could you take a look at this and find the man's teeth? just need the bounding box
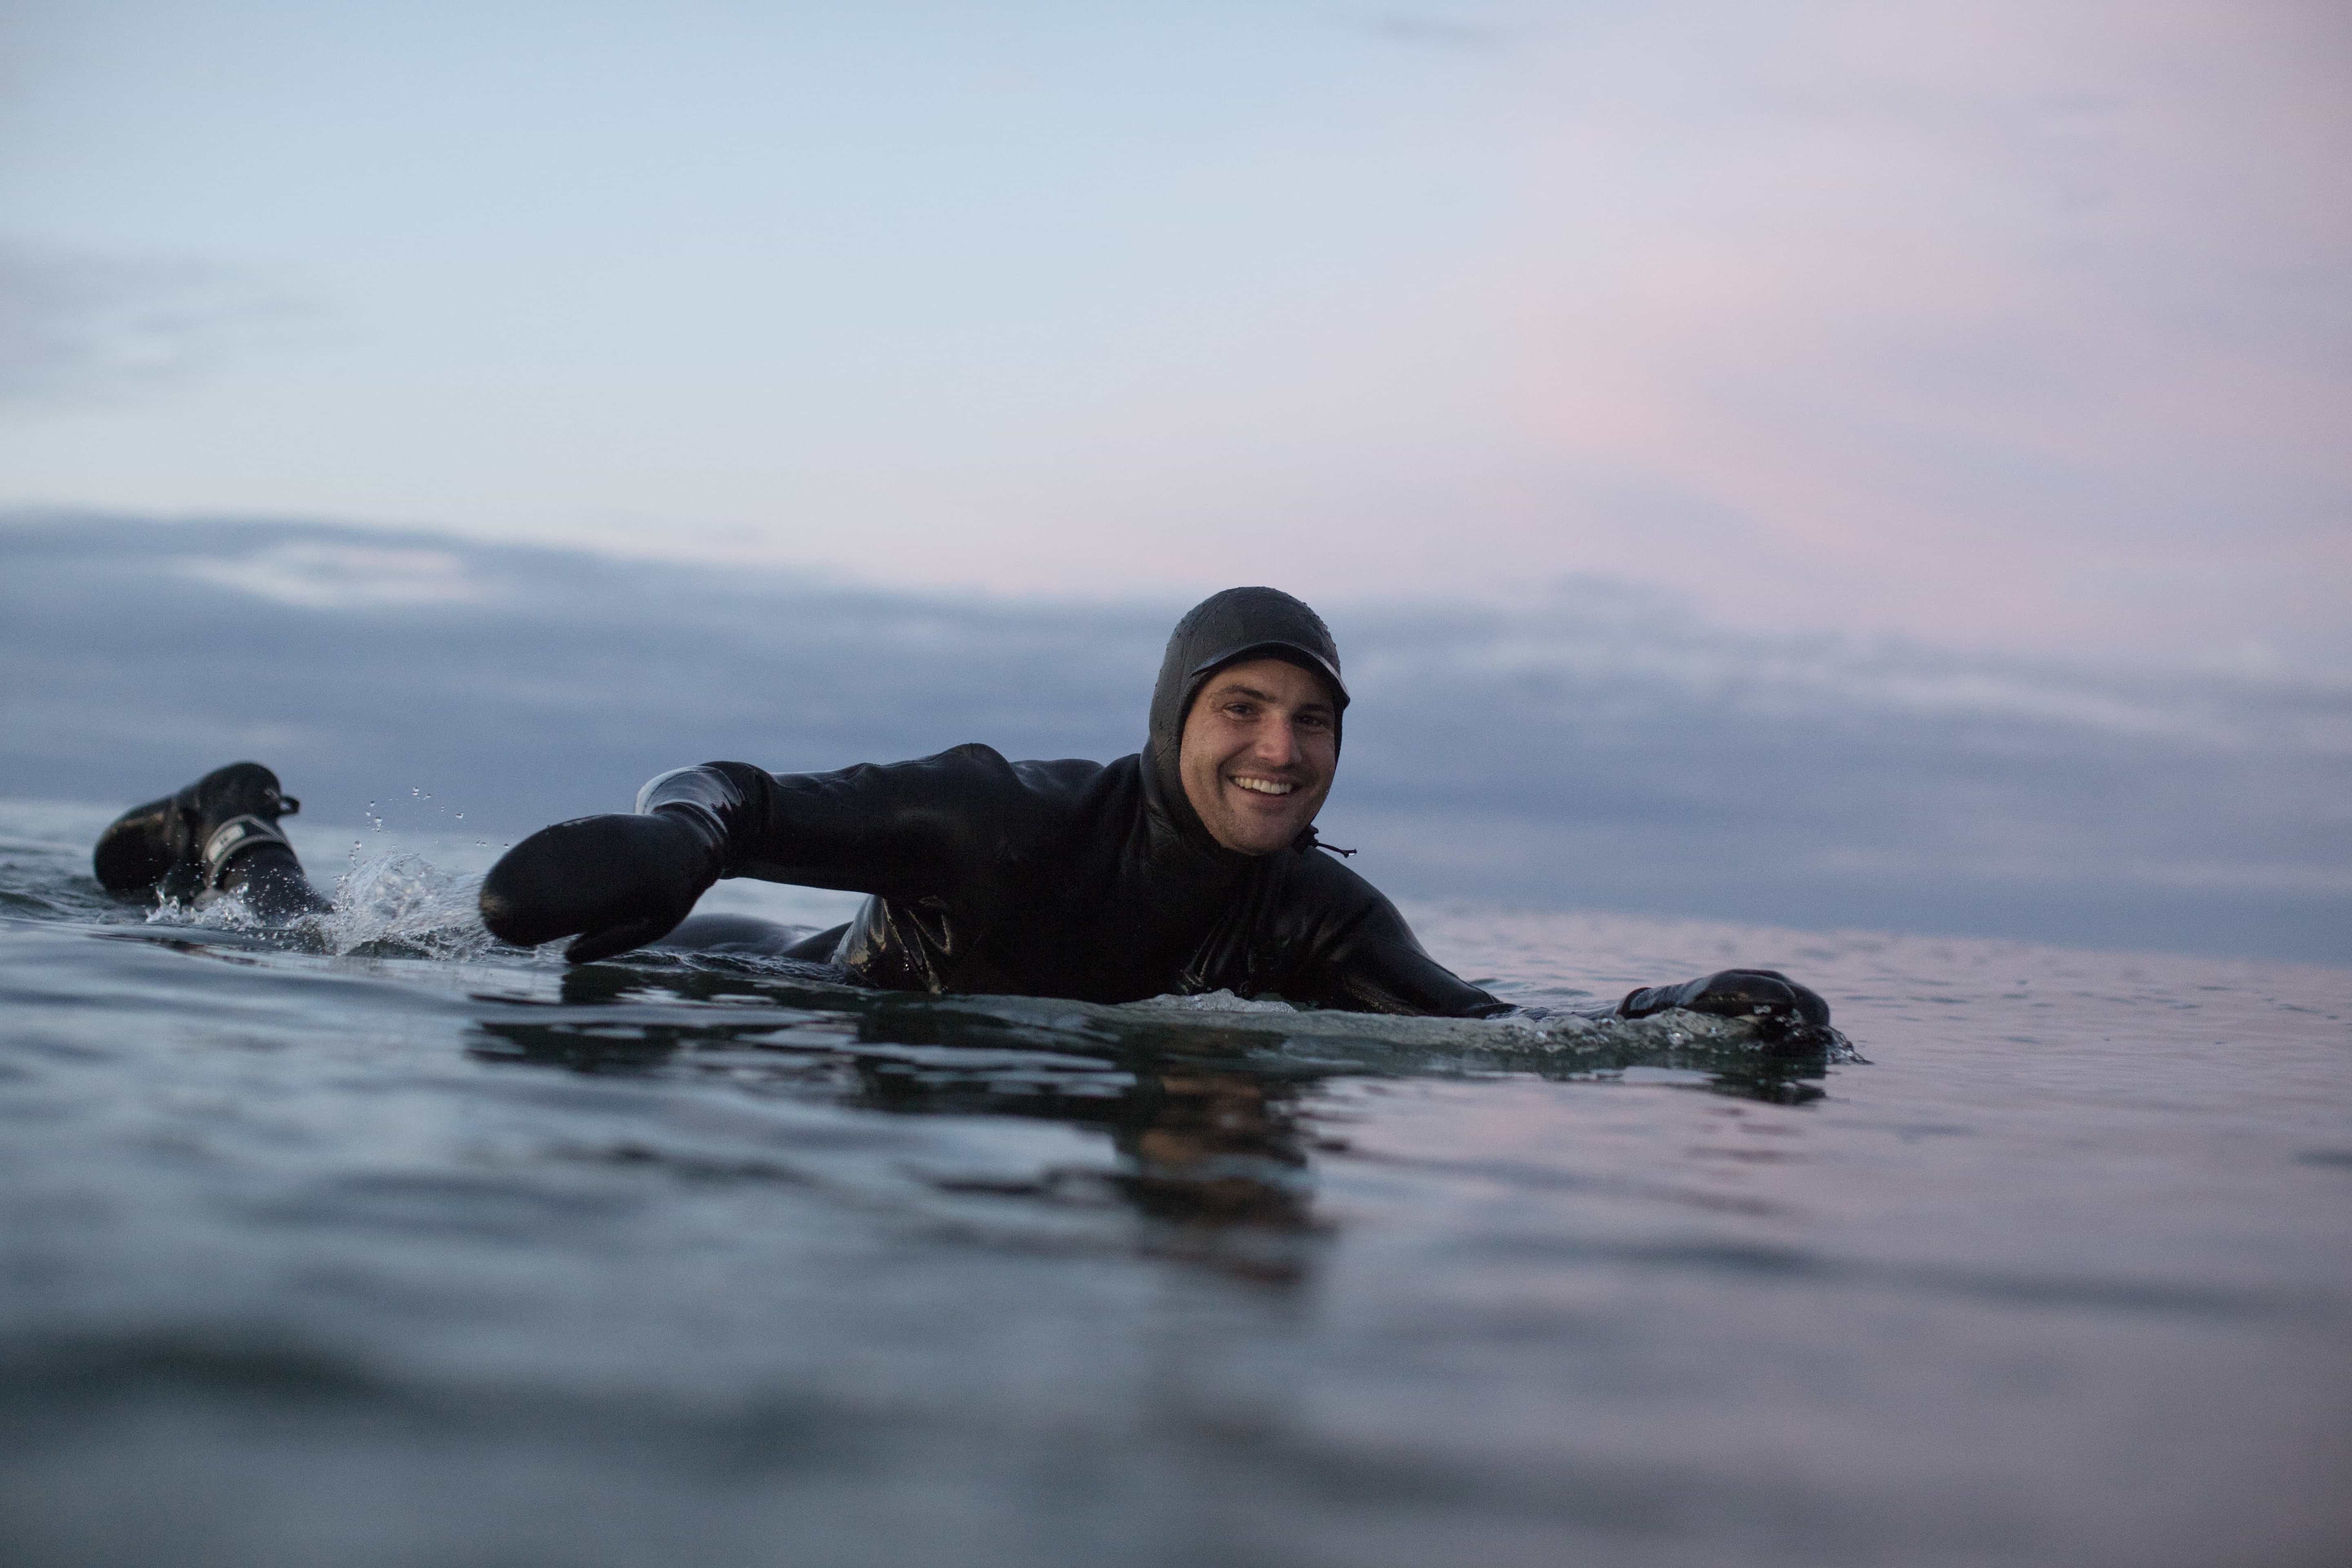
[1232,778,1295,796]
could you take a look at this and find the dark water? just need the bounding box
[2,802,2348,1568]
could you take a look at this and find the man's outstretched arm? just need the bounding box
[480,746,1038,963]
[1281,882,1516,1017]
[1322,944,1833,1030]
[1294,882,1831,1029]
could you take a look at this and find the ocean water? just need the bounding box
[1,799,2347,1568]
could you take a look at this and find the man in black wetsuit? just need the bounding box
[94,587,1826,1028]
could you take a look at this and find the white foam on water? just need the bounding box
[141,849,495,961]
[315,850,494,960]
[1134,989,1300,1015]
[1125,987,1862,1062]
[143,889,266,933]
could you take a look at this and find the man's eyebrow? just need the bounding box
[1207,682,1333,713]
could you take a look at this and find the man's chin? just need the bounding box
[1205,781,1324,853]
[1218,811,1312,855]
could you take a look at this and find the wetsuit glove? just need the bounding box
[1618,969,1830,1029]
[479,809,724,963]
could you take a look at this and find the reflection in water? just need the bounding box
[474,1006,1323,1282]
[468,954,1836,1286]
[1114,1070,1308,1227]
[848,1045,1320,1280]
[1114,1069,1316,1282]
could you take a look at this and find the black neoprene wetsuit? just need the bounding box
[640,746,1508,1016]
[475,588,1826,1031]
[633,587,1510,1017]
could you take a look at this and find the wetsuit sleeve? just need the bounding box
[1285,877,1514,1018]
[1324,922,1515,1017]
[635,746,1043,903]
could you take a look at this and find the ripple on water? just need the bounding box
[2,805,2350,1568]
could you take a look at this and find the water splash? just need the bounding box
[140,849,494,960]
[144,888,268,933]
[314,851,492,960]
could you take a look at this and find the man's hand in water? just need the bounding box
[1619,969,1831,1030]
[479,811,723,963]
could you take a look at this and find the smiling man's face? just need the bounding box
[1177,657,1339,855]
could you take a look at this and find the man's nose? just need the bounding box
[1252,717,1301,766]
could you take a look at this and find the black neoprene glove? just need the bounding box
[1618,969,1831,1029]
[479,811,724,963]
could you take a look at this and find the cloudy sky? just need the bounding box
[4,0,2347,670]
[4,4,2347,962]
[7,514,2346,963]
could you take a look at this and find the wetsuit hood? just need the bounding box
[1145,586,1349,853]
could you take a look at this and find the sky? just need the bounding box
[7,514,2346,963]
[4,0,2348,671]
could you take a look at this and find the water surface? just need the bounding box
[2,801,2346,1567]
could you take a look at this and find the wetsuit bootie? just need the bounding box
[94,762,311,908]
